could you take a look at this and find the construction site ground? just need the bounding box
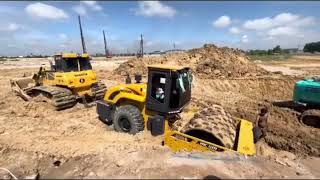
[0,54,320,179]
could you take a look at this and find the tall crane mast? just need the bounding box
[137,34,144,58]
[78,15,87,54]
[103,30,111,58]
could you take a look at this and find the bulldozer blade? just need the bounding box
[10,76,35,101]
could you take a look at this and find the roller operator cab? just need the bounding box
[146,65,192,114]
[97,65,192,135]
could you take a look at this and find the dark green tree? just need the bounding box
[272,45,281,53]
[303,42,320,53]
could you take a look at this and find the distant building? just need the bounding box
[149,50,164,55]
[164,49,185,54]
[284,48,299,54]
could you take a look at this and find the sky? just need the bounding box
[0,1,320,56]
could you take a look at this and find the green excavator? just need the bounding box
[293,76,320,128]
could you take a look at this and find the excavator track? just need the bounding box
[300,109,320,128]
[180,104,238,149]
[28,86,77,110]
[92,81,107,100]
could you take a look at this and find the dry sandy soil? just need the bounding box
[0,54,319,179]
[257,55,320,76]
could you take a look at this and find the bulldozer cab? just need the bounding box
[146,65,192,114]
[53,53,92,72]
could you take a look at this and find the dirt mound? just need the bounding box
[191,44,269,78]
[113,53,190,76]
[0,92,55,119]
[114,44,270,78]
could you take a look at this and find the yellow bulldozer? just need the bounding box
[10,53,106,110]
[97,65,256,155]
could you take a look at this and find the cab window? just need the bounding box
[151,73,166,103]
[79,58,92,70]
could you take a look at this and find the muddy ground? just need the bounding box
[0,55,320,179]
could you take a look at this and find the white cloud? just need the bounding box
[135,1,177,18]
[243,17,273,30]
[82,1,102,11]
[291,16,316,27]
[273,13,299,24]
[241,35,248,43]
[72,1,103,16]
[73,5,87,16]
[229,27,241,34]
[243,12,315,30]
[82,1,96,6]
[25,2,68,20]
[213,15,231,28]
[268,26,299,36]
[239,12,318,48]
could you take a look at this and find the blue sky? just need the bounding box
[0,1,319,56]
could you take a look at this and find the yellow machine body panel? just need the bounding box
[236,119,256,155]
[103,83,156,128]
[104,83,147,104]
[164,119,256,155]
[56,53,90,59]
[43,70,98,96]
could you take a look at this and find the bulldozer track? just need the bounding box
[180,104,238,149]
[28,86,77,110]
[92,81,107,100]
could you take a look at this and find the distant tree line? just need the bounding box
[247,45,291,56]
[303,41,320,53]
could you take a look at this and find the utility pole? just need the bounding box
[78,15,87,54]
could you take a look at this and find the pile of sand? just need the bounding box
[114,44,270,78]
[192,44,269,78]
[113,53,190,76]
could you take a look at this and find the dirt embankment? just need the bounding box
[114,44,270,78]
[190,76,320,157]
[113,44,319,157]
[1,47,320,178]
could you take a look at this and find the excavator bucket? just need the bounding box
[10,76,35,101]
